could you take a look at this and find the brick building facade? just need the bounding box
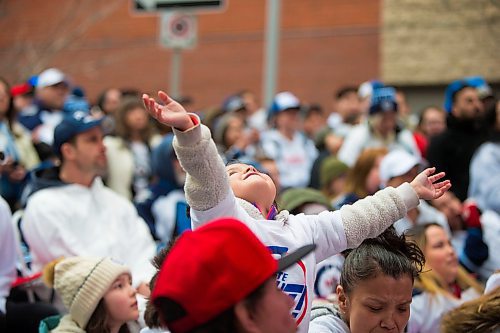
[0,0,380,111]
[0,0,497,113]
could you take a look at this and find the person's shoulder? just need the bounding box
[104,135,127,149]
[18,104,40,117]
[310,302,349,333]
[27,185,65,203]
[396,127,416,139]
[98,182,138,209]
[475,141,499,157]
[24,186,73,218]
[347,122,367,135]
[260,128,280,140]
[427,131,450,151]
[0,195,10,212]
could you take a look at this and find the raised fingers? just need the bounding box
[422,167,436,177]
[428,171,446,183]
[158,90,173,105]
[433,180,451,189]
[142,94,153,110]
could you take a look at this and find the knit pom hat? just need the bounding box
[53,257,130,329]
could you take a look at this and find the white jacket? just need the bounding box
[21,178,156,286]
[172,119,420,333]
[0,196,15,314]
[260,129,318,188]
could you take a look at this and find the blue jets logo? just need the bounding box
[268,245,308,324]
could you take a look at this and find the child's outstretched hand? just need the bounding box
[410,167,451,200]
[142,91,195,131]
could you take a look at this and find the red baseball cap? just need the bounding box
[10,83,32,97]
[151,217,315,333]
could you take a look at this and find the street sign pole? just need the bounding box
[160,12,197,99]
[263,0,281,108]
[170,47,182,99]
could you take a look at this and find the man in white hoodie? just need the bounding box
[21,112,156,296]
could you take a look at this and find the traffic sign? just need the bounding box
[159,12,197,49]
[134,0,224,12]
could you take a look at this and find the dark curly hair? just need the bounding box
[340,226,425,294]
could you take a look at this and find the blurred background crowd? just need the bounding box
[0,0,499,332]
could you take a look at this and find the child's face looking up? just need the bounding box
[226,163,277,211]
[104,273,139,327]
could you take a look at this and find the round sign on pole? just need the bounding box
[160,12,197,49]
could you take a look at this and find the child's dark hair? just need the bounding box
[144,243,176,328]
[340,226,425,294]
[154,277,268,333]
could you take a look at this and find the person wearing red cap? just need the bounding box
[151,217,315,333]
[143,91,451,333]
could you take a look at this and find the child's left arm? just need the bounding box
[340,167,451,248]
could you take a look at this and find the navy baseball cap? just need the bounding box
[53,111,103,156]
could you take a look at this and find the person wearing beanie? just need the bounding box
[320,157,349,204]
[143,90,451,333]
[427,79,488,201]
[45,256,139,333]
[338,86,420,167]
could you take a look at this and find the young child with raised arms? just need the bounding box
[142,91,451,333]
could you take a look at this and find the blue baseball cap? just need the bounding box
[369,86,398,115]
[53,111,103,156]
[268,91,301,119]
[443,76,492,113]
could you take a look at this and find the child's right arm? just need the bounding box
[143,91,195,131]
[143,92,236,216]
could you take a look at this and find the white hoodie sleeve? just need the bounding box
[173,120,230,213]
[340,182,419,248]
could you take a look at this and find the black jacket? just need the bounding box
[427,114,487,201]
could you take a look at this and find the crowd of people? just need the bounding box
[0,67,499,333]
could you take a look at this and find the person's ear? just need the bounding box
[337,285,348,313]
[60,142,76,161]
[234,300,259,333]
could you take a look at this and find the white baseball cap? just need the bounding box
[36,68,67,89]
[268,91,301,118]
[485,271,500,294]
[379,150,421,186]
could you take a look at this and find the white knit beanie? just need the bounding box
[54,257,131,329]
